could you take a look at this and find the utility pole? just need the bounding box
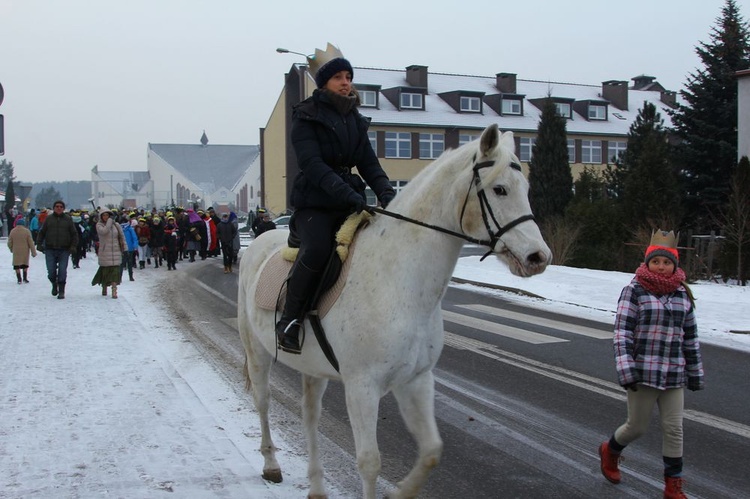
[0,81,4,155]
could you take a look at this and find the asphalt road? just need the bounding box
[166,252,750,499]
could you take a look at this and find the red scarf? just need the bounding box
[635,263,686,295]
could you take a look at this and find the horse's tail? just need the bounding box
[243,356,252,392]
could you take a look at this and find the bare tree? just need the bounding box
[716,156,750,285]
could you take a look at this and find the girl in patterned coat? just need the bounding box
[599,229,704,499]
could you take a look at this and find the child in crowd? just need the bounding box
[599,229,704,499]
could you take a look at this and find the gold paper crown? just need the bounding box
[307,43,345,77]
[649,229,678,249]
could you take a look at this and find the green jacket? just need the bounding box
[37,212,79,252]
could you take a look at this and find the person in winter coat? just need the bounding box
[36,200,79,299]
[254,212,276,237]
[203,211,218,258]
[28,211,40,243]
[91,209,126,299]
[163,217,182,270]
[228,211,241,263]
[275,45,396,354]
[185,209,203,262]
[217,212,238,273]
[599,229,704,499]
[135,218,151,269]
[148,216,165,268]
[7,218,37,284]
[120,216,139,281]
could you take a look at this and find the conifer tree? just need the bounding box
[528,98,572,223]
[668,0,750,231]
[621,102,682,230]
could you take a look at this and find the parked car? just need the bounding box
[273,215,290,229]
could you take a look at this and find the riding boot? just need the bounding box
[16,270,22,284]
[275,261,322,354]
[22,269,29,283]
[57,282,66,299]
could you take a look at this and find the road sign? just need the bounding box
[0,114,4,155]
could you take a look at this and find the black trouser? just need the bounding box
[292,208,350,272]
[221,242,233,267]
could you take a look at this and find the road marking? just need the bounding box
[443,331,750,439]
[457,303,612,339]
[442,310,567,344]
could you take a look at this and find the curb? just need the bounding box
[449,276,545,299]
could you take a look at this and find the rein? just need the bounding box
[368,155,535,261]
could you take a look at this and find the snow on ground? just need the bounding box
[1,239,748,497]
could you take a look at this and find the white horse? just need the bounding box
[237,124,552,499]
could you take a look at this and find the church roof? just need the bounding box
[148,143,260,193]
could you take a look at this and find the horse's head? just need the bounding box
[457,124,552,277]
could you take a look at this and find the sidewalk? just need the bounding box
[0,246,304,498]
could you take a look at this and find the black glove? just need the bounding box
[345,191,366,214]
[623,382,638,392]
[36,244,45,253]
[380,191,395,209]
[687,378,703,391]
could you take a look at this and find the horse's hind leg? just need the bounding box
[302,374,329,499]
[389,370,443,498]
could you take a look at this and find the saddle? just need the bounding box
[254,212,371,370]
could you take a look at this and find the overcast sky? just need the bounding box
[0,0,737,183]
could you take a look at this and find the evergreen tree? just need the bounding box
[528,98,573,223]
[35,186,62,209]
[4,180,15,211]
[668,0,750,231]
[0,158,14,188]
[620,102,682,231]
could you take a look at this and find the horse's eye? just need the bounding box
[493,185,507,196]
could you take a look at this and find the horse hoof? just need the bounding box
[262,469,283,483]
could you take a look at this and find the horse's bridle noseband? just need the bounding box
[369,154,535,261]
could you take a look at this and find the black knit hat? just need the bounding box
[315,57,353,88]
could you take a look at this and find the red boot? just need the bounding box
[664,477,687,499]
[599,442,622,484]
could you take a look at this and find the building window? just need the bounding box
[589,105,606,120]
[567,139,575,163]
[400,92,423,109]
[609,141,626,162]
[419,133,444,159]
[555,102,572,118]
[502,98,522,115]
[360,90,377,107]
[460,96,481,112]
[366,181,408,206]
[385,132,411,158]
[519,137,536,162]
[582,140,602,163]
[459,134,479,145]
[368,131,377,152]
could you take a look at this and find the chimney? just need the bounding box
[631,75,657,90]
[660,90,677,108]
[496,73,517,93]
[602,80,628,111]
[406,65,428,88]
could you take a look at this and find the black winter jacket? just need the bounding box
[37,212,79,252]
[290,89,394,210]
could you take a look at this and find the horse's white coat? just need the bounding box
[237,124,552,499]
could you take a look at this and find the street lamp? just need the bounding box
[276,48,312,60]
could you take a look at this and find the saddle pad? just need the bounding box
[254,239,357,320]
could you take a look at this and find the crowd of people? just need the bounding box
[5,201,244,299]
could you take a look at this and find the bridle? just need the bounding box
[369,154,536,261]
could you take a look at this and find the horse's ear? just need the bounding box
[479,124,499,156]
[500,131,515,154]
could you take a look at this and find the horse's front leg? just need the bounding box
[302,374,329,499]
[389,370,443,498]
[344,379,382,499]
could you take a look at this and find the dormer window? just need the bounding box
[460,96,481,112]
[588,104,606,120]
[401,92,423,109]
[555,102,572,118]
[360,90,377,107]
[501,98,522,115]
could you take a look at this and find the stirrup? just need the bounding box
[276,319,303,354]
